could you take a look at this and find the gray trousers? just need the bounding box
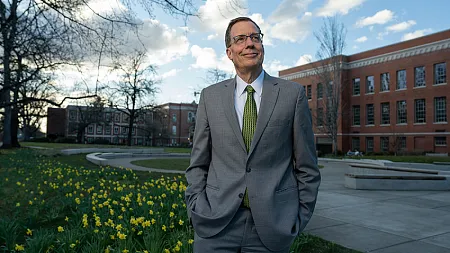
[193,207,291,253]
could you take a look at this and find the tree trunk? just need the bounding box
[11,85,20,147]
[127,114,134,146]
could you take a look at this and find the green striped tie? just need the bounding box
[242,85,257,208]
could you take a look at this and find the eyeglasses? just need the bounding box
[231,33,264,45]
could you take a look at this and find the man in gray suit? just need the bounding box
[185,17,321,252]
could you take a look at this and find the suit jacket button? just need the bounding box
[238,193,244,198]
[246,168,251,172]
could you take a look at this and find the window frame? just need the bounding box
[381,102,390,125]
[396,100,407,124]
[352,78,360,96]
[396,69,407,90]
[414,66,426,87]
[414,99,426,123]
[434,62,447,85]
[380,73,390,92]
[366,76,374,94]
[434,97,447,123]
[366,104,375,125]
[352,105,360,126]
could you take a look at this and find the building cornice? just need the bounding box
[281,38,450,81]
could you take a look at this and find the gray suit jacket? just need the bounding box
[185,72,321,251]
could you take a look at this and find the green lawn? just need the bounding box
[20,142,191,153]
[0,149,361,253]
[131,159,190,171]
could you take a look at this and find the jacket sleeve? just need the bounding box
[292,85,321,232]
[185,89,211,220]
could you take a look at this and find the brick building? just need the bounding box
[280,29,450,155]
[46,102,197,146]
[153,102,197,146]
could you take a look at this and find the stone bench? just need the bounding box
[345,163,450,190]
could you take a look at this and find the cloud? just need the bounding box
[377,31,388,40]
[316,0,365,17]
[78,0,127,19]
[401,29,432,41]
[269,13,312,43]
[369,26,374,31]
[356,9,394,27]
[295,54,312,66]
[386,20,416,32]
[190,45,234,72]
[160,69,180,79]
[207,34,218,40]
[191,0,247,37]
[263,60,290,76]
[355,36,368,43]
[269,0,312,22]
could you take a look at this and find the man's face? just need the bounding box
[226,21,264,71]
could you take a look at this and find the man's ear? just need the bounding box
[226,48,232,60]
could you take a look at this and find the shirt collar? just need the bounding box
[236,70,265,98]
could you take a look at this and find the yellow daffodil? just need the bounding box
[58,226,64,232]
[15,244,25,251]
[26,229,32,236]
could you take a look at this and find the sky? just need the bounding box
[76,0,450,105]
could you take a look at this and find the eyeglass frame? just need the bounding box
[230,33,264,46]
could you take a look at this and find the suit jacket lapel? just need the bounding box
[248,73,279,157]
[222,78,247,153]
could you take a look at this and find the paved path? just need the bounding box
[100,155,450,252]
[306,160,450,253]
[105,156,188,174]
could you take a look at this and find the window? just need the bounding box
[115,113,120,122]
[96,125,103,134]
[172,114,177,123]
[434,97,447,123]
[366,104,374,125]
[87,125,94,134]
[317,108,324,127]
[307,85,312,99]
[414,99,426,123]
[415,66,425,87]
[380,73,390,92]
[69,110,77,121]
[317,83,323,99]
[434,62,447,84]
[352,137,360,151]
[381,102,390,125]
[113,126,119,135]
[366,137,374,153]
[172,125,177,135]
[352,105,360,126]
[397,100,407,124]
[353,78,360,95]
[366,76,374,94]
[435,136,447,146]
[188,112,195,123]
[105,112,111,122]
[396,70,407,90]
[380,137,389,152]
[121,127,128,134]
[123,114,129,123]
[105,125,111,135]
[132,127,136,135]
[398,137,407,150]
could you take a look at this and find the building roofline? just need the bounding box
[279,28,450,76]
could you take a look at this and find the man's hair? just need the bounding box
[225,17,261,48]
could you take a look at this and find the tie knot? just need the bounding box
[245,85,255,94]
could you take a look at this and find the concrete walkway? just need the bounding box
[95,154,450,252]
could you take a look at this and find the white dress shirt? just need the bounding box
[234,70,265,130]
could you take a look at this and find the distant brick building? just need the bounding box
[46,102,198,146]
[153,102,197,146]
[280,29,450,155]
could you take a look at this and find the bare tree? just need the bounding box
[108,50,159,146]
[0,0,211,149]
[67,97,105,143]
[311,16,347,156]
